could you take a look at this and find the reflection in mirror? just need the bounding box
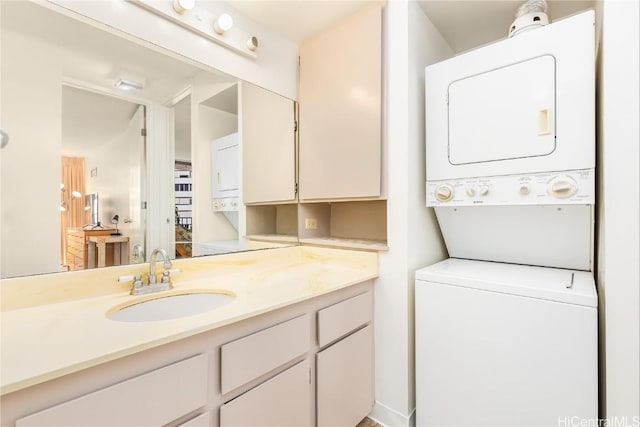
[174,94,193,258]
[0,0,295,279]
[61,86,146,271]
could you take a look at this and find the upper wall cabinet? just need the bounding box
[298,4,383,202]
[242,81,297,205]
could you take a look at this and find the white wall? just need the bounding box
[597,0,640,420]
[46,0,298,100]
[372,1,451,425]
[84,109,141,228]
[0,25,62,278]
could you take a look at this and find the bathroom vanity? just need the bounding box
[0,246,377,427]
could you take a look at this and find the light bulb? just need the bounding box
[173,0,195,14]
[247,36,259,51]
[214,13,233,34]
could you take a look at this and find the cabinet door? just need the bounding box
[298,5,382,201]
[220,360,311,427]
[241,81,296,204]
[317,324,374,427]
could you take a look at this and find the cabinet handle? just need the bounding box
[538,108,552,135]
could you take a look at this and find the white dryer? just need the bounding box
[415,258,598,427]
[424,10,596,270]
[425,10,594,181]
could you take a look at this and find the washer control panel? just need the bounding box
[427,169,594,206]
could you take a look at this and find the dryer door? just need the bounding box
[448,54,556,165]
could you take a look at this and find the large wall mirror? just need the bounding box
[0,0,296,279]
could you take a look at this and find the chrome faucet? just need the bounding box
[148,248,172,284]
[129,248,174,295]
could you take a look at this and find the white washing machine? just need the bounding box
[415,258,598,427]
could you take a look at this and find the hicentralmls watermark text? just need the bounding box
[558,416,640,427]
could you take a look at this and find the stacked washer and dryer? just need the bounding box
[415,9,598,427]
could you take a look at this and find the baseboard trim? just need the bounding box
[370,401,416,427]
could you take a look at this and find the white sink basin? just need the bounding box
[108,292,234,322]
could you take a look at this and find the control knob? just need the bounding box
[435,184,454,202]
[478,186,490,196]
[548,176,577,199]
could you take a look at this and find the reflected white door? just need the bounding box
[128,105,146,263]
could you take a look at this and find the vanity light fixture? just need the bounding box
[247,36,259,51]
[130,0,257,59]
[114,75,146,91]
[213,13,233,35]
[172,0,195,14]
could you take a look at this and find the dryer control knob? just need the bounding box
[478,186,490,196]
[435,184,454,202]
[466,187,476,197]
[548,176,577,199]
[519,185,530,195]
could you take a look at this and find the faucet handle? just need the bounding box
[161,270,171,284]
[130,275,145,295]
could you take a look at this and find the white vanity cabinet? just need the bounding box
[1,281,374,427]
[316,293,375,427]
[14,354,209,427]
[220,360,312,427]
[219,315,311,426]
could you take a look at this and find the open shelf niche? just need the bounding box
[298,200,388,251]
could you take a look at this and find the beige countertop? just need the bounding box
[0,246,378,396]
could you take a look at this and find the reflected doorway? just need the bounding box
[61,85,146,270]
[174,94,193,258]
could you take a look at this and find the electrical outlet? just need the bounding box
[305,218,318,229]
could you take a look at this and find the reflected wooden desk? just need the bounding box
[87,235,130,268]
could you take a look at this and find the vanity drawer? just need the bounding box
[317,291,372,347]
[221,315,309,394]
[16,354,208,426]
[220,360,311,427]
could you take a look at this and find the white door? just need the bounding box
[448,55,556,165]
[128,105,146,263]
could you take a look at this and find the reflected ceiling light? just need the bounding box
[173,0,195,14]
[72,190,82,198]
[247,36,259,51]
[213,13,233,35]
[115,74,146,91]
